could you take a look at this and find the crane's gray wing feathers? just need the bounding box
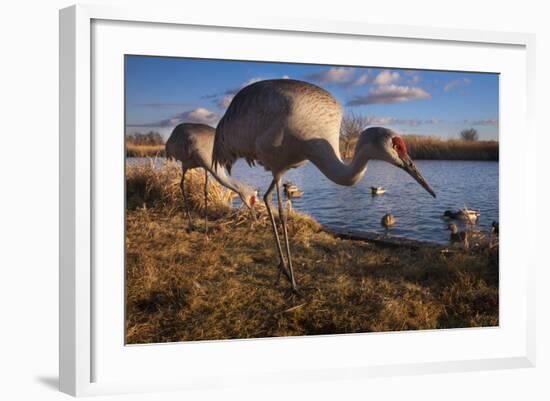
[166,123,213,162]
[212,80,293,174]
[165,124,192,161]
[212,79,342,175]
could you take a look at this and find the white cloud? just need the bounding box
[305,67,371,88]
[363,116,442,127]
[365,116,395,125]
[374,70,400,85]
[217,94,234,109]
[305,67,356,84]
[127,107,220,128]
[350,74,370,86]
[464,118,498,126]
[444,78,471,92]
[215,77,267,109]
[181,107,220,125]
[225,77,263,95]
[282,75,290,79]
[347,85,431,106]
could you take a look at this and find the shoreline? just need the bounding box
[126,138,499,161]
[324,225,442,249]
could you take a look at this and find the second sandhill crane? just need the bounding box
[213,79,436,292]
[165,123,257,234]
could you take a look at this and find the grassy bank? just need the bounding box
[127,136,499,161]
[126,143,165,158]
[403,136,499,161]
[125,161,498,344]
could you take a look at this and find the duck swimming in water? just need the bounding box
[283,182,303,198]
[443,208,480,223]
[381,213,396,229]
[283,181,299,192]
[286,190,303,198]
[371,186,386,195]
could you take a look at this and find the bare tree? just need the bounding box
[460,128,479,141]
[340,112,369,158]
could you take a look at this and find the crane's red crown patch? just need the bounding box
[391,136,408,158]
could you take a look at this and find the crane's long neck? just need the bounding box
[305,139,370,187]
[205,163,246,197]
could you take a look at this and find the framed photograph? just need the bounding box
[59,4,536,396]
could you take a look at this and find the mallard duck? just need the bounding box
[283,182,302,198]
[381,213,396,229]
[283,181,299,192]
[443,208,480,222]
[287,190,303,198]
[371,186,386,195]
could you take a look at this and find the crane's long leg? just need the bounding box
[204,169,209,237]
[263,178,292,283]
[180,168,193,229]
[276,178,299,292]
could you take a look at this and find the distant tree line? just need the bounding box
[338,113,496,160]
[126,131,164,146]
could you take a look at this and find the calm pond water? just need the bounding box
[129,158,499,244]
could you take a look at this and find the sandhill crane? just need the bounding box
[165,123,257,234]
[213,79,435,292]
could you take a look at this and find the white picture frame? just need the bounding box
[59,4,536,397]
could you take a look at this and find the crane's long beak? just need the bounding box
[401,155,436,198]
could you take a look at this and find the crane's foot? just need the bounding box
[290,283,302,297]
[275,261,292,284]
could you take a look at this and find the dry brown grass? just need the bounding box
[341,135,498,160]
[129,136,499,161]
[403,135,499,161]
[126,159,233,214]
[126,143,166,158]
[125,162,499,344]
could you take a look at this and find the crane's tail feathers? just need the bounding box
[212,120,237,175]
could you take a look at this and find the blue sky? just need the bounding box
[125,55,499,140]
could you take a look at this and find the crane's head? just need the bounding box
[240,187,258,210]
[360,127,436,198]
